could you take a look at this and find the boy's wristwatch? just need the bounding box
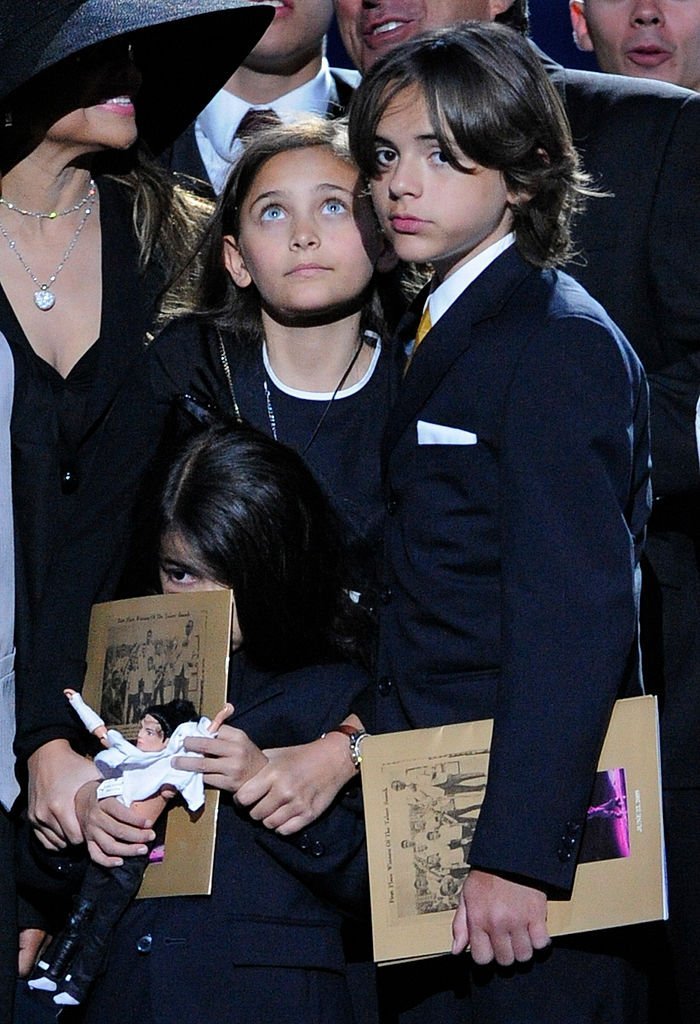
[324,724,369,770]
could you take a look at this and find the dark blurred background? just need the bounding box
[327,1,600,72]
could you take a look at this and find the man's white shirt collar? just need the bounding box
[195,59,335,193]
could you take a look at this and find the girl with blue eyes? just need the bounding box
[152,117,405,616]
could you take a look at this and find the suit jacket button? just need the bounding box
[557,847,572,863]
[311,840,325,857]
[60,465,79,494]
[386,494,398,515]
[298,832,310,852]
[378,676,393,696]
[136,933,152,954]
[380,587,392,605]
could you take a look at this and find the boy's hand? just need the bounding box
[172,724,268,794]
[451,869,550,966]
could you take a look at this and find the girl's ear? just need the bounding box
[223,235,252,287]
[376,236,399,274]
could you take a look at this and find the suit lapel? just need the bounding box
[328,68,360,116]
[382,247,533,467]
[530,43,567,104]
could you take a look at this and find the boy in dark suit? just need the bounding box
[349,22,651,1023]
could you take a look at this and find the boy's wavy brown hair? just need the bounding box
[349,21,591,269]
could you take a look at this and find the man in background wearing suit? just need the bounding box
[334,1,700,1020]
[570,0,700,91]
[164,0,359,193]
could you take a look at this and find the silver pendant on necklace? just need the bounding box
[34,287,56,311]
[0,193,94,313]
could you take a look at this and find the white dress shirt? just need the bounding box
[406,233,515,359]
[195,58,337,193]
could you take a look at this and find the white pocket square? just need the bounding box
[417,420,478,445]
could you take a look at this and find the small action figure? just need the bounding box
[28,690,232,1006]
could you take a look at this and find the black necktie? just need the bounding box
[234,107,281,141]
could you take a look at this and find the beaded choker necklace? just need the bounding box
[0,178,96,220]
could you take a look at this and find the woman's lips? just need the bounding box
[96,96,136,116]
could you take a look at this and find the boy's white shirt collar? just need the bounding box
[425,233,516,326]
[195,59,335,193]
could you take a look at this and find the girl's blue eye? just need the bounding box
[430,149,450,165]
[322,198,347,215]
[260,204,286,222]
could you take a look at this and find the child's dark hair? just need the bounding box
[349,21,589,269]
[187,116,407,345]
[158,423,368,671]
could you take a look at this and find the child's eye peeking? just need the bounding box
[161,564,198,587]
[429,148,450,166]
[260,204,286,222]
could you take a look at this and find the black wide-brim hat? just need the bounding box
[0,0,274,153]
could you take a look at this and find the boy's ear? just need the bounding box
[376,236,399,274]
[223,235,252,287]
[569,1,595,53]
[488,0,518,18]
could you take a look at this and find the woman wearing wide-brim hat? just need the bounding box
[0,0,271,988]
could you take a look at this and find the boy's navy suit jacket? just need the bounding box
[376,245,651,895]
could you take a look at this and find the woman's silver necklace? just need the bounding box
[0,178,96,219]
[263,336,365,455]
[0,193,95,311]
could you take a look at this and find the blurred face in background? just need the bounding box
[333,0,515,70]
[241,0,334,76]
[570,0,700,92]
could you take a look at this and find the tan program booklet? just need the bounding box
[82,589,233,898]
[362,695,667,965]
